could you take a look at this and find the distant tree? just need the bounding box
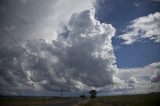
[89,90,97,98]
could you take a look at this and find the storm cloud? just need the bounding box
[1,0,160,96]
[0,9,118,95]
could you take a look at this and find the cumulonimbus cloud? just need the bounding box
[119,12,160,45]
[0,9,118,95]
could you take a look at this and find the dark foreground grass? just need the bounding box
[0,96,73,106]
[1,93,160,106]
[81,93,160,106]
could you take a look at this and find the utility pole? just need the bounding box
[60,83,63,98]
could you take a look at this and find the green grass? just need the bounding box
[80,93,160,106]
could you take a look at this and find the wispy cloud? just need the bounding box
[119,12,160,45]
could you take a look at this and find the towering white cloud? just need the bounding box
[0,0,95,43]
[34,0,95,40]
[0,8,117,95]
[119,12,160,45]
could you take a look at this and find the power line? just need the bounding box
[0,27,31,56]
[0,27,20,46]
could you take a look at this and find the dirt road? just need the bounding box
[38,98,89,106]
[52,100,78,106]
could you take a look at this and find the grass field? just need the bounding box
[80,93,160,106]
[0,96,74,106]
[0,93,160,106]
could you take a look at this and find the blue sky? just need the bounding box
[95,0,160,68]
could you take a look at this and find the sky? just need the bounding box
[0,0,160,96]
